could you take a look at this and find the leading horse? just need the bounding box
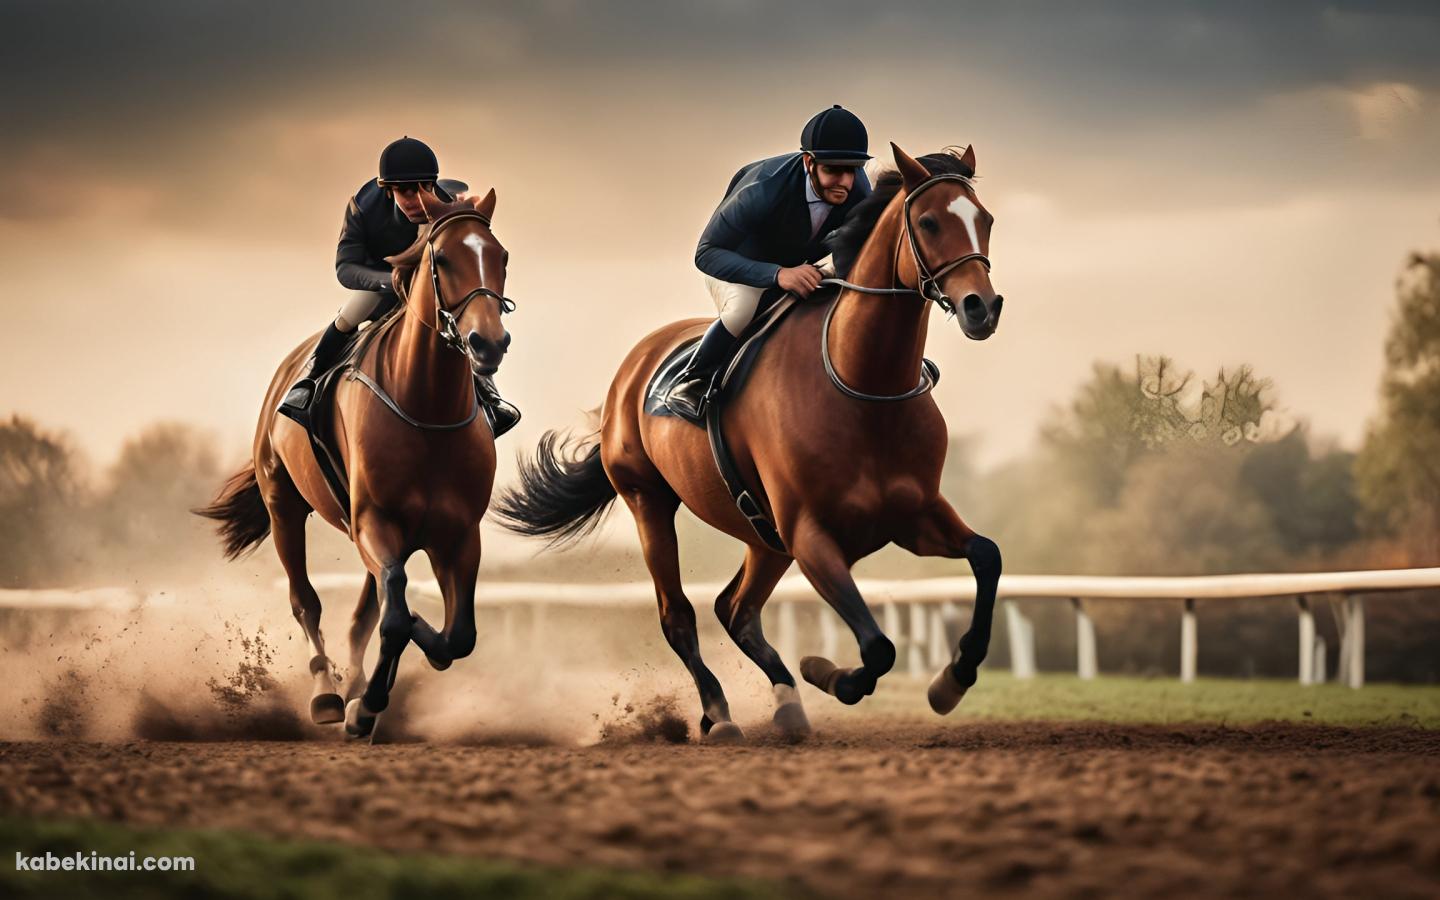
[197,191,513,738]
[496,144,1003,741]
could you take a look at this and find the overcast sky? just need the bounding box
[4,0,1439,477]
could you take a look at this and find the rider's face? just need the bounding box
[808,161,858,205]
[388,182,437,223]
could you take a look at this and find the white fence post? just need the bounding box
[1297,596,1315,686]
[907,603,927,676]
[1346,595,1365,689]
[1072,598,1097,680]
[1180,598,1197,684]
[1314,636,1327,684]
[1006,600,1036,679]
[929,606,950,669]
[777,600,798,668]
[819,606,840,661]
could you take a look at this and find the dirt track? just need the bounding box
[3,721,1438,898]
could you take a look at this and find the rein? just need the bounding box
[353,209,513,433]
[818,173,989,402]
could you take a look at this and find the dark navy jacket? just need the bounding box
[694,152,871,288]
[335,178,458,293]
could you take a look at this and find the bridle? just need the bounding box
[823,172,991,313]
[819,172,992,402]
[414,209,516,356]
[348,208,516,433]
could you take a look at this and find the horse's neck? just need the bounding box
[377,296,474,424]
[827,202,931,397]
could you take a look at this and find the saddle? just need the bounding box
[643,290,813,553]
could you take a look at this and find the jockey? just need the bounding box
[665,105,873,419]
[279,136,519,436]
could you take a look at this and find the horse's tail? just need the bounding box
[493,429,617,547]
[192,463,271,559]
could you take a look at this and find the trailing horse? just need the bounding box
[496,144,1003,741]
[196,191,513,739]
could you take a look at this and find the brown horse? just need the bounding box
[197,190,512,738]
[496,144,1002,741]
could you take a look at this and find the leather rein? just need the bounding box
[819,173,990,402]
[352,209,515,432]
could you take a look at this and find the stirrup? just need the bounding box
[484,398,521,438]
[666,375,715,423]
[277,376,317,425]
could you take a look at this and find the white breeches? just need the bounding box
[704,255,836,337]
[335,290,386,332]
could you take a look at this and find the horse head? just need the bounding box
[392,190,513,375]
[892,143,1002,340]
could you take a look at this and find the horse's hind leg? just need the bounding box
[790,525,895,706]
[621,486,740,742]
[266,485,344,725]
[895,499,1001,714]
[714,547,809,738]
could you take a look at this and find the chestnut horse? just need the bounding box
[197,191,512,738]
[497,145,1002,741]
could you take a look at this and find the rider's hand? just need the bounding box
[777,265,824,297]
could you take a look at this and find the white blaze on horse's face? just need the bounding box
[462,233,489,281]
[946,194,983,255]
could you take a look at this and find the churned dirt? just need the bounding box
[3,721,1438,899]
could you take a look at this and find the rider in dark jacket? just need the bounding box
[280,136,518,436]
[666,106,873,419]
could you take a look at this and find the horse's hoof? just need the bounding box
[426,655,452,672]
[773,703,811,740]
[705,721,745,744]
[833,668,875,706]
[800,656,840,693]
[345,697,377,739]
[927,665,968,715]
[310,692,345,725]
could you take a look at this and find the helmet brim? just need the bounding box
[805,151,871,166]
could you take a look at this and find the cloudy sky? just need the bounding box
[4,0,1439,474]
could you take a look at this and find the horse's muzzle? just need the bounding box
[468,331,509,375]
[959,293,1003,340]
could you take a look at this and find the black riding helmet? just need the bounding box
[377,136,439,185]
[800,105,870,166]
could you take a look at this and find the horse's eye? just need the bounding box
[434,250,449,267]
[919,214,939,234]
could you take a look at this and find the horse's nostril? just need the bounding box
[962,293,986,322]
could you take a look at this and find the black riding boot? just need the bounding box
[665,319,738,421]
[279,322,351,415]
[475,374,521,438]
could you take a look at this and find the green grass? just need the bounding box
[1,817,793,900]
[870,671,1440,728]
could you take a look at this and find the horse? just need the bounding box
[196,190,513,738]
[495,144,1003,741]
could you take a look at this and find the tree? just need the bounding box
[0,415,88,586]
[1356,250,1440,561]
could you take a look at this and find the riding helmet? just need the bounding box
[377,136,439,185]
[800,105,871,166]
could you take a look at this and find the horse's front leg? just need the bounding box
[347,515,415,739]
[791,524,896,705]
[412,528,481,669]
[895,499,1002,714]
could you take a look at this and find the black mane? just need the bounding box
[827,150,975,276]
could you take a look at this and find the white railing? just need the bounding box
[7,568,1438,689]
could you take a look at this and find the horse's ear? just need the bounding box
[473,188,497,222]
[892,143,930,193]
[418,189,443,222]
[959,144,976,175]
